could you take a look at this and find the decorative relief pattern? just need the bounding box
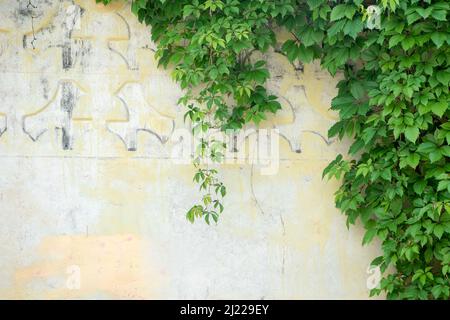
[0,0,340,157]
[276,84,333,153]
[23,80,85,150]
[238,49,337,154]
[22,0,82,62]
[107,82,174,151]
[108,12,156,71]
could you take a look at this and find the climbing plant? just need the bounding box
[97,0,450,300]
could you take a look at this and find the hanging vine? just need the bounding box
[97,0,450,299]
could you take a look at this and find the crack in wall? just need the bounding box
[26,0,37,49]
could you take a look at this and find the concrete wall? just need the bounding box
[0,0,381,299]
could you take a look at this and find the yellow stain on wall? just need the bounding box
[11,234,164,299]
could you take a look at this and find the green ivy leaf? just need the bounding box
[407,153,420,169]
[297,44,315,63]
[431,101,448,117]
[330,4,355,21]
[350,82,365,99]
[343,19,363,39]
[405,126,420,143]
[417,142,437,153]
[436,71,450,86]
[300,28,324,47]
[429,150,443,163]
[401,37,415,51]
[437,180,450,192]
[430,32,446,48]
[413,180,427,195]
[434,224,445,239]
[389,34,405,48]
[431,9,447,21]
[362,227,377,245]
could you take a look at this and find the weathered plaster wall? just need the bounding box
[0,0,382,299]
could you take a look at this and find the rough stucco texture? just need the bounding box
[0,0,382,299]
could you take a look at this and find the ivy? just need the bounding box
[98,0,450,299]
